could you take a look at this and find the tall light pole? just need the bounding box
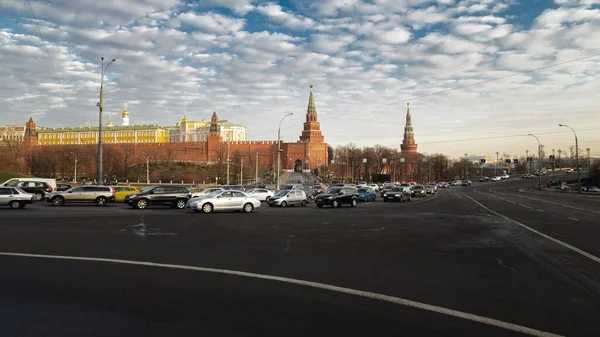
[70,152,77,183]
[526,150,530,175]
[557,149,562,173]
[96,57,116,185]
[528,134,542,190]
[464,153,468,180]
[495,151,499,177]
[276,112,293,190]
[586,148,591,173]
[559,124,581,193]
[142,152,149,184]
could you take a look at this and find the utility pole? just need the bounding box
[495,151,499,177]
[557,149,562,174]
[255,152,258,184]
[587,148,591,173]
[96,57,116,185]
[552,149,556,171]
[464,153,468,180]
[70,152,77,183]
[226,137,230,186]
[143,152,149,184]
[529,134,542,190]
[526,150,530,175]
[276,113,293,190]
[240,157,243,186]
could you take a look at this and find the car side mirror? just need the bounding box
[217,195,222,198]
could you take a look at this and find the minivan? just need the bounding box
[2,177,57,192]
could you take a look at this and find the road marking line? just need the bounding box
[562,205,585,211]
[462,193,600,265]
[506,200,517,204]
[0,251,563,337]
[568,217,580,222]
[519,204,533,209]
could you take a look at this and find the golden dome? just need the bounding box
[107,119,114,127]
[122,103,129,117]
[181,114,188,123]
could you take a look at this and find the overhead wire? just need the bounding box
[25,0,69,108]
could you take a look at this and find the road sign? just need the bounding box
[513,159,519,164]
[505,159,511,163]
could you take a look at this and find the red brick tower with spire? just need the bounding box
[206,109,222,163]
[400,103,418,178]
[299,84,324,143]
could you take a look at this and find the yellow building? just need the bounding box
[37,123,170,145]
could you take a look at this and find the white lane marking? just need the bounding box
[568,217,580,222]
[519,204,533,209]
[506,200,517,204]
[0,251,562,337]
[562,205,585,211]
[462,193,600,265]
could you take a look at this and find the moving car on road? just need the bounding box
[314,187,358,208]
[479,176,490,182]
[461,180,472,187]
[125,185,190,209]
[267,190,308,207]
[247,188,275,201]
[383,187,411,202]
[45,185,116,206]
[357,187,376,201]
[0,186,35,209]
[491,176,502,181]
[189,187,224,198]
[412,185,427,197]
[186,190,260,213]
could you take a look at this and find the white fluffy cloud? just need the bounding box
[1,0,599,157]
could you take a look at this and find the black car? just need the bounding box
[57,183,73,191]
[125,185,190,209]
[461,180,473,186]
[6,180,53,201]
[383,187,412,202]
[314,187,358,208]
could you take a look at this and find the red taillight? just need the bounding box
[45,187,52,192]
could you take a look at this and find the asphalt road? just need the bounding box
[1,182,599,337]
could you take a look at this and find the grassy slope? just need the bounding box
[0,172,26,182]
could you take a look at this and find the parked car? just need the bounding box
[267,190,308,207]
[383,187,411,202]
[0,186,35,209]
[2,180,53,201]
[221,185,244,191]
[56,183,73,191]
[412,185,427,197]
[357,187,376,201]
[45,185,116,206]
[113,186,140,202]
[247,188,275,201]
[186,190,260,213]
[125,185,190,209]
[314,187,358,208]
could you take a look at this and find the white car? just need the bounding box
[501,174,510,179]
[0,186,35,209]
[247,188,275,201]
[367,184,379,191]
[187,190,260,213]
[491,176,502,181]
[585,186,599,193]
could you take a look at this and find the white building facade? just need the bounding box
[170,112,247,143]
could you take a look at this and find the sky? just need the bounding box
[1,0,599,158]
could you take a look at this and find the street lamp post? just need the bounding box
[362,158,367,182]
[96,57,116,185]
[276,113,293,190]
[464,153,468,180]
[528,134,542,190]
[142,152,150,184]
[557,149,562,173]
[559,124,581,193]
[587,148,591,173]
[526,150,530,175]
[70,152,77,183]
[495,151,499,177]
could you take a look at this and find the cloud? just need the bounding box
[175,12,246,34]
[255,3,315,30]
[310,34,357,53]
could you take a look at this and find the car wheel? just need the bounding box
[351,199,357,207]
[34,192,44,201]
[175,199,186,209]
[243,203,254,213]
[281,201,287,208]
[399,196,404,202]
[372,196,376,201]
[51,196,64,206]
[408,195,412,201]
[332,200,340,208]
[301,200,307,207]
[9,200,21,209]
[202,203,213,213]
[136,199,148,209]
[96,196,107,206]
[316,204,323,208]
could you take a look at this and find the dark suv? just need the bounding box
[125,185,190,209]
[314,187,359,208]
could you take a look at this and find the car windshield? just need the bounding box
[204,191,223,198]
[326,188,342,194]
[390,188,401,192]
[414,186,424,190]
[274,190,288,197]
[357,188,367,193]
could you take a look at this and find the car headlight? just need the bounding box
[395,194,400,197]
[383,193,388,197]
[327,196,333,199]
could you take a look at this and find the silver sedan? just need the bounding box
[186,190,261,213]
